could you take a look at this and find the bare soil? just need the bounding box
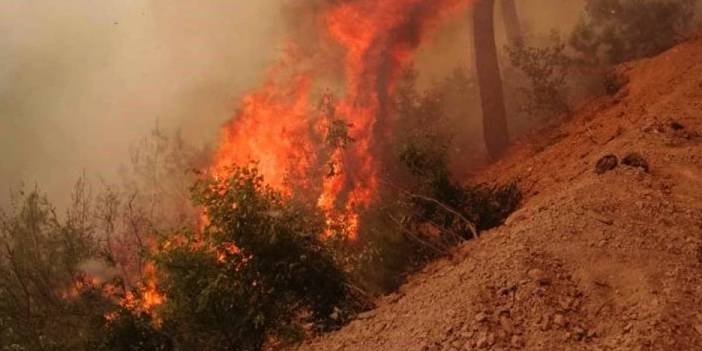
[299,36,702,351]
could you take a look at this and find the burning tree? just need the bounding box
[152,165,361,350]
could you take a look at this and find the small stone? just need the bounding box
[573,327,586,340]
[358,310,376,320]
[511,335,523,349]
[589,210,614,225]
[476,335,489,349]
[499,314,514,334]
[553,314,568,328]
[528,268,551,285]
[487,333,496,346]
[621,152,650,172]
[623,323,633,333]
[694,324,702,335]
[587,328,598,338]
[559,297,573,311]
[595,154,619,174]
[670,121,685,130]
[475,312,489,323]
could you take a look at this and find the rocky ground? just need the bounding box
[298,35,702,351]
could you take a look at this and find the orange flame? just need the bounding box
[213,0,470,239]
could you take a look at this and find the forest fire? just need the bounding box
[212,0,470,239]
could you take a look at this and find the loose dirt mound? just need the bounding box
[299,36,702,351]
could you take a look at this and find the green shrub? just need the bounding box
[97,309,171,351]
[152,165,359,350]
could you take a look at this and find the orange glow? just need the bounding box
[120,262,165,317]
[212,0,470,239]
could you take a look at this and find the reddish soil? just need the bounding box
[299,35,702,351]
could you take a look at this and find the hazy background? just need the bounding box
[0,0,585,209]
[0,0,286,208]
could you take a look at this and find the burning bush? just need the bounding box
[147,165,363,350]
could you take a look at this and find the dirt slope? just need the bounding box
[299,36,702,351]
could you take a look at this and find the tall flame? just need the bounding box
[213,0,470,239]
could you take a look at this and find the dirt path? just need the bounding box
[299,36,702,351]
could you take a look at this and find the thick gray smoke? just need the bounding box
[0,0,284,208]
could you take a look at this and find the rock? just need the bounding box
[695,324,702,335]
[476,334,489,349]
[527,268,551,286]
[559,297,573,311]
[330,307,342,321]
[553,314,568,328]
[487,333,496,346]
[539,315,552,331]
[573,327,586,340]
[587,328,599,339]
[511,335,524,349]
[621,152,650,172]
[374,322,387,333]
[595,154,619,174]
[670,121,685,130]
[475,312,489,323]
[358,310,376,320]
[589,210,614,225]
[499,314,514,334]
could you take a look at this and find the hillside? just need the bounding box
[299,35,702,351]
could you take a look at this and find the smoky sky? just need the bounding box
[0,0,285,208]
[0,0,588,209]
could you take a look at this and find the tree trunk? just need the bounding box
[473,0,509,159]
[501,0,522,44]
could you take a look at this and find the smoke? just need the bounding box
[78,259,121,284]
[0,0,284,209]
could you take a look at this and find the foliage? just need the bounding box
[337,70,522,293]
[507,33,573,123]
[0,187,117,351]
[570,0,698,64]
[97,309,171,351]
[398,136,522,236]
[151,165,359,350]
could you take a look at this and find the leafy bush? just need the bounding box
[152,165,360,350]
[571,0,698,64]
[97,309,171,351]
[398,137,522,238]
